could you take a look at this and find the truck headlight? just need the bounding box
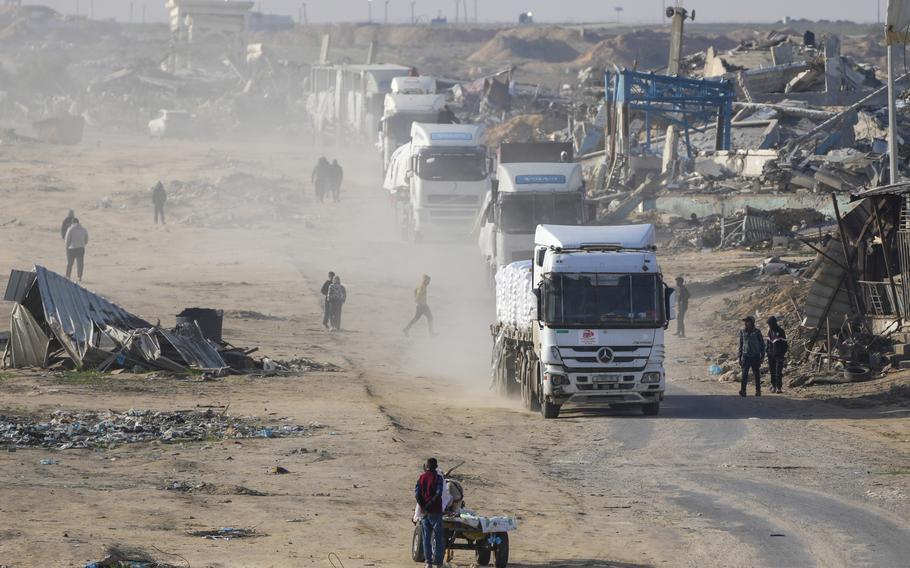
[642,372,662,384]
[547,373,569,386]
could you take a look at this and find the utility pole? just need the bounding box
[384,0,389,24]
[90,0,94,19]
[454,0,459,24]
[885,1,905,183]
[410,1,416,24]
[666,6,693,76]
[129,2,134,23]
[368,0,373,23]
[614,6,623,24]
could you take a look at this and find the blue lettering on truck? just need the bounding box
[515,175,567,185]
[430,132,474,141]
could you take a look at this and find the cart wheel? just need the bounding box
[494,532,509,568]
[476,546,491,566]
[412,524,425,563]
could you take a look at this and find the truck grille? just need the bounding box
[558,345,651,373]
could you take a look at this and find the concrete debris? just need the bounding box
[0,408,317,450]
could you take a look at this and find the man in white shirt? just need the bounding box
[64,218,89,281]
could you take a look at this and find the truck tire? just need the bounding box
[494,532,509,567]
[522,357,540,412]
[541,399,561,419]
[476,547,491,566]
[412,524,425,562]
[642,402,660,416]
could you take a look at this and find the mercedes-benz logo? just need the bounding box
[597,347,614,364]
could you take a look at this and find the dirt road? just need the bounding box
[0,134,908,567]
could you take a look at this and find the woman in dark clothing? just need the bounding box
[766,316,788,393]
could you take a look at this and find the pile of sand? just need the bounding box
[575,29,738,71]
[484,114,566,147]
[468,26,584,64]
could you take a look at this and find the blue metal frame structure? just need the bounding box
[604,69,735,158]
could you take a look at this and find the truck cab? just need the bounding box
[477,161,589,279]
[380,76,447,171]
[383,122,490,241]
[531,224,673,417]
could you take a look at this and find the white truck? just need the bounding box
[383,122,490,241]
[491,224,674,419]
[476,148,592,279]
[380,76,447,171]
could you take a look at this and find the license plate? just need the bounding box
[592,374,621,383]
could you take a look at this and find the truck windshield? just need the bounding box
[499,193,583,234]
[417,149,486,181]
[541,273,663,327]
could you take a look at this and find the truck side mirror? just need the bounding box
[536,248,546,267]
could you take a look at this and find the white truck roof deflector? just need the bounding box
[535,224,656,250]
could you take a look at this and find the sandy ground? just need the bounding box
[0,132,908,568]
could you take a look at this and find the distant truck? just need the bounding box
[476,143,593,279]
[380,76,447,171]
[491,224,673,418]
[383,122,490,242]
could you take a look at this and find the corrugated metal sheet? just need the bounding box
[3,270,36,303]
[159,326,226,370]
[804,241,852,330]
[9,304,50,367]
[33,265,150,365]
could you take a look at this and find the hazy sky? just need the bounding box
[24,0,884,25]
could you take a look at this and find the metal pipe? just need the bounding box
[888,36,900,183]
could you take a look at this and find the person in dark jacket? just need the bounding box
[152,181,167,224]
[312,157,330,202]
[320,271,335,329]
[415,457,445,568]
[60,210,75,239]
[326,275,346,331]
[329,160,343,202]
[766,316,788,393]
[675,276,690,337]
[738,316,765,397]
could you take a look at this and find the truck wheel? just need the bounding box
[476,547,491,566]
[522,363,540,411]
[541,399,561,419]
[494,532,509,568]
[412,524,425,563]
[642,402,660,416]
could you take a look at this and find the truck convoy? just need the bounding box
[491,224,674,418]
[476,143,593,280]
[379,76,447,171]
[383,122,490,241]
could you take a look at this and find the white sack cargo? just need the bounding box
[495,260,535,327]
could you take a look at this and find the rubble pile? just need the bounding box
[0,408,318,450]
[468,27,585,64]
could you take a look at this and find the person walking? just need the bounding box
[404,274,434,336]
[320,271,336,329]
[766,316,788,393]
[675,276,690,338]
[738,316,765,397]
[326,275,346,331]
[329,159,343,202]
[64,218,89,282]
[312,157,330,202]
[152,181,167,224]
[60,210,75,239]
[415,457,446,568]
